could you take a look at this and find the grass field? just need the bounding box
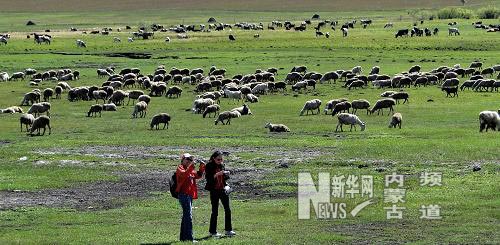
[0,2,499,244]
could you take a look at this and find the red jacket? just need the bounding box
[176,163,205,199]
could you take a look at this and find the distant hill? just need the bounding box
[3,0,498,12]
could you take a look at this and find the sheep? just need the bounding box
[460,80,475,91]
[231,104,252,116]
[336,113,366,132]
[292,81,308,92]
[351,66,362,75]
[251,83,268,95]
[92,90,108,103]
[324,98,348,114]
[19,113,35,132]
[369,98,396,115]
[27,102,51,117]
[370,66,380,75]
[300,99,322,116]
[442,78,460,88]
[265,122,290,132]
[76,39,86,48]
[351,99,371,115]
[203,104,220,118]
[102,103,117,111]
[126,90,144,105]
[9,72,25,81]
[390,92,409,104]
[448,28,460,36]
[389,113,403,129]
[43,88,54,101]
[0,72,9,81]
[320,71,339,84]
[113,37,121,43]
[381,91,396,97]
[108,90,127,105]
[87,104,103,117]
[223,89,243,102]
[214,110,241,125]
[3,106,24,114]
[245,93,259,103]
[408,65,421,74]
[479,110,500,132]
[331,101,352,116]
[57,82,71,90]
[150,113,171,129]
[481,67,494,77]
[442,87,458,97]
[341,27,348,37]
[137,94,150,105]
[28,115,51,136]
[132,101,148,118]
[348,80,365,90]
[192,98,215,114]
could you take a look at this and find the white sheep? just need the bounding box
[300,99,322,116]
[223,89,243,103]
[102,103,117,111]
[265,122,290,132]
[28,102,51,117]
[251,83,268,95]
[132,101,148,118]
[479,110,500,132]
[203,104,220,118]
[389,113,403,129]
[246,93,259,103]
[231,104,252,116]
[336,113,366,132]
[76,39,86,48]
[19,113,35,132]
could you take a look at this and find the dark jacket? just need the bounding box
[204,162,229,191]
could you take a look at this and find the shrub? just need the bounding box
[438,7,474,19]
[477,7,500,19]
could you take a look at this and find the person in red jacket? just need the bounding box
[176,153,205,242]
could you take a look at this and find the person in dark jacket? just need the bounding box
[177,153,205,242]
[205,150,236,237]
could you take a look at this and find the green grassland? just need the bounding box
[0,5,499,244]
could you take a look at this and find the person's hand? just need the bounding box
[215,171,224,177]
[223,170,230,175]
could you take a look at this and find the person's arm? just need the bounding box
[195,162,206,179]
[176,164,194,192]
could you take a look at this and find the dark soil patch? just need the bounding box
[103,52,152,59]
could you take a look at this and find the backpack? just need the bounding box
[169,172,178,199]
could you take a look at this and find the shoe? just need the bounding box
[225,230,236,236]
[210,232,222,238]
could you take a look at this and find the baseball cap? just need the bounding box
[181,153,193,160]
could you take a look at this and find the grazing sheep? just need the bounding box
[102,103,117,111]
[300,99,322,116]
[481,67,494,77]
[132,101,148,118]
[351,99,371,115]
[108,90,127,105]
[214,110,241,125]
[224,89,243,102]
[460,80,475,91]
[331,101,352,116]
[57,81,71,90]
[320,71,339,84]
[3,106,24,114]
[370,66,380,75]
[92,90,108,103]
[0,72,9,81]
[54,86,62,99]
[28,115,51,136]
[370,98,396,115]
[381,91,396,97]
[292,81,308,91]
[409,65,421,74]
[203,104,220,118]
[150,113,171,129]
[479,110,500,132]
[341,27,348,37]
[42,88,54,101]
[390,92,409,104]
[192,98,215,114]
[9,72,25,81]
[251,83,268,95]
[351,66,362,75]
[442,78,460,87]
[442,87,458,97]
[87,104,103,117]
[231,104,252,116]
[19,113,35,132]
[336,113,366,132]
[348,80,365,90]
[324,98,348,114]
[265,122,290,132]
[469,61,483,70]
[389,113,402,129]
[126,90,144,105]
[76,39,86,48]
[27,102,51,117]
[448,28,460,36]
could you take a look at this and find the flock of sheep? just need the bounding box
[1,58,499,136]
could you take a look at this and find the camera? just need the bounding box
[224,185,233,195]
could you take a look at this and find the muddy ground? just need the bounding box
[0,145,330,211]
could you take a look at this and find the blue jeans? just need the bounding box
[179,193,193,241]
